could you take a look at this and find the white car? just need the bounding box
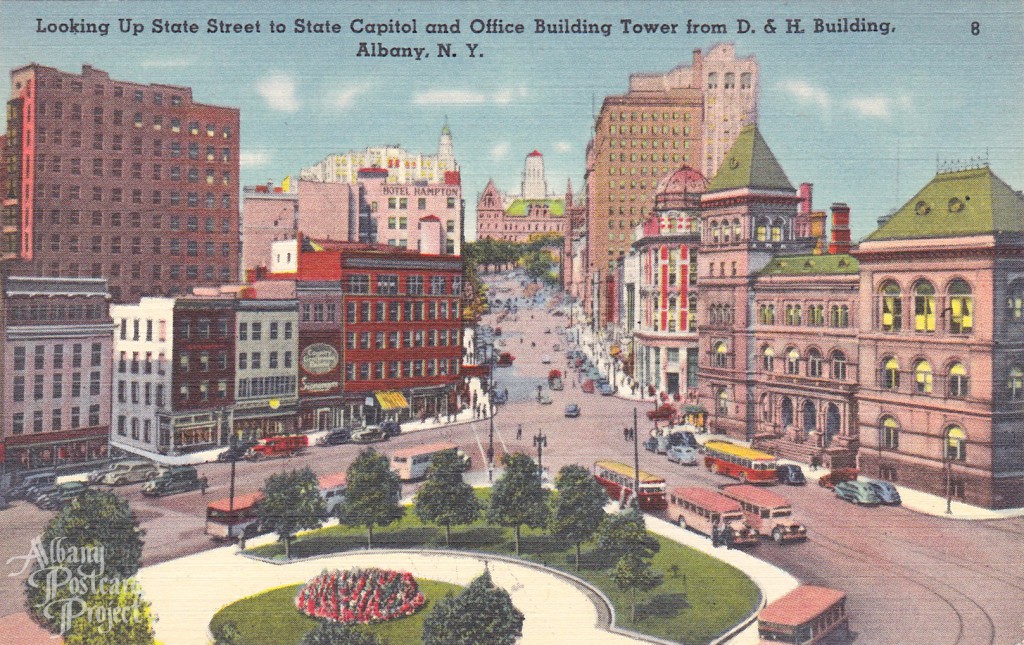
[541,355,552,364]
[538,393,553,405]
[666,445,699,466]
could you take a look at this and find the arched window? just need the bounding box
[948,362,969,398]
[914,281,936,332]
[712,222,720,244]
[1010,367,1024,400]
[947,280,973,334]
[781,397,794,428]
[760,393,772,421]
[1008,281,1024,320]
[762,346,775,372]
[707,72,718,89]
[831,351,847,381]
[771,219,784,242]
[945,426,967,461]
[766,304,775,324]
[722,223,731,244]
[724,72,736,89]
[740,72,752,90]
[914,360,933,393]
[755,219,768,242]
[880,281,902,331]
[713,341,728,367]
[880,416,899,449]
[786,348,800,375]
[716,387,729,414]
[883,357,900,390]
[732,219,741,241]
[808,349,823,378]
[802,400,816,435]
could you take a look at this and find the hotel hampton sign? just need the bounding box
[381,185,460,197]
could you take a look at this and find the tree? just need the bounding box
[23,490,145,633]
[612,552,664,623]
[414,449,480,546]
[550,464,608,571]
[257,467,326,560]
[596,507,660,560]
[487,452,549,556]
[299,622,384,645]
[336,448,404,548]
[62,583,156,645]
[211,621,242,645]
[422,570,524,645]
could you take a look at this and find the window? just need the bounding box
[1008,282,1024,321]
[716,387,729,414]
[880,416,899,449]
[713,341,728,368]
[948,362,969,398]
[880,282,902,331]
[347,274,370,294]
[945,426,967,461]
[1009,367,1023,400]
[830,305,850,328]
[913,281,936,332]
[762,346,775,372]
[785,348,800,375]
[407,276,424,295]
[914,360,933,393]
[831,352,847,381]
[947,280,973,334]
[883,357,900,390]
[808,349,823,378]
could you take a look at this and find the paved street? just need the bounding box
[4,270,1024,645]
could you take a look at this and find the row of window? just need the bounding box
[13,343,103,370]
[116,416,152,443]
[30,210,234,233]
[35,184,232,209]
[117,380,164,406]
[344,358,461,380]
[383,197,458,210]
[12,372,102,401]
[178,380,228,401]
[345,329,461,350]
[238,321,294,341]
[36,95,230,139]
[236,351,293,371]
[761,346,849,380]
[117,353,167,375]
[877,280,973,334]
[880,358,1023,399]
[607,110,693,122]
[35,130,233,162]
[708,218,790,245]
[878,416,968,461]
[8,305,105,323]
[340,300,462,323]
[344,274,462,296]
[758,304,851,328]
[237,376,296,398]
[12,405,101,435]
[609,124,692,136]
[53,263,231,282]
[707,72,753,90]
[47,236,232,257]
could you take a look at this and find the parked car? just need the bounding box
[581,379,595,394]
[142,466,207,497]
[646,405,676,422]
[316,428,352,446]
[834,480,881,506]
[496,352,515,367]
[598,383,614,396]
[96,460,162,486]
[538,392,553,405]
[36,481,90,510]
[776,464,807,486]
[380,420,402,438]
[667,431,699,449]
[549,377,564,391]
[246,435,309,461]
[643,436,670,454]
[666,445,699,465]
[492,390,508,405]
[564,404,581,418]
[8,471,57,501]
[541,355,552,364]
[217,439,258,461]
[867,480,902,505]
[818,468,859,490]
[351,427,389,444]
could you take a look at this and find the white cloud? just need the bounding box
[240,150,270,168]
[554,141,572,153]
[413,86,528,106]
[257,73,299,112]
[414,90,487,105]
[490,142,510,160]
[849,96,891,118]
[779,80,831,112]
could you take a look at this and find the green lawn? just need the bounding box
[246,490,760,644]
[209,579,463,645]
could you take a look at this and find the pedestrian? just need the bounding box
[517,424,523,440]
[711,521,721,548]
[504,388,508,400]
[623,427,629,441]
[200,476,208,495]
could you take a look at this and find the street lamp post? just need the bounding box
[944,430,952,514]
[533,430,548,479]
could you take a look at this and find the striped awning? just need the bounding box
[375,390,409,410]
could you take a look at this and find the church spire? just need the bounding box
[438,117,455,170]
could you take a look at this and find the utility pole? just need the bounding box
[533,430,547,480]
[228,434,238,512]
[633,407,640,498]
[488,345,495,482]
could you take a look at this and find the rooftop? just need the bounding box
[758,254,859,277]
[705,125,794,194]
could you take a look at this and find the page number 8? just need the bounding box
[971,21,980,35]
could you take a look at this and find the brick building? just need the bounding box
[476,151,568,243]
[2,276,112,472]
[2,64,240,301]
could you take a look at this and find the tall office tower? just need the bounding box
[2,64,240,302]
[587,44,757,323]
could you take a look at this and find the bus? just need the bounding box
[593,461,667,511]
[390,443,469,481]
[205,492,264,541]
[758,585,849,644]
[721,484,807,543]
[703,440,779,484]
[668,487,758,547]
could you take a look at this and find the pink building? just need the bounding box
[362,171,463,255]
[241,182,298,277]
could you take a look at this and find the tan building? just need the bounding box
[587,45,757,322]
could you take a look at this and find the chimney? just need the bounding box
[829,203,852,254]
[692,49,703,89]
[799,183,813,215]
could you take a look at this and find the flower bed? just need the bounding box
[295,568,426,625]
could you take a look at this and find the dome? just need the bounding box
[655,165,708,197]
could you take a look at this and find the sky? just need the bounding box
[2,0,1022,241]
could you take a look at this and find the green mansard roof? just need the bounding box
[706,125,795,194]
[758,254,859,276]
[506,198,565,217]
[865,166,1024,241]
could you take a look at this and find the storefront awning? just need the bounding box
[610,345,621,356]
[376,390,409,411]
[684,405,707,414]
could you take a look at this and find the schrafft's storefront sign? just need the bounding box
[300,338,340,395]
